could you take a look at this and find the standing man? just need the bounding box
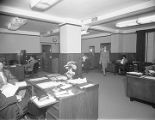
[99,46,110,75]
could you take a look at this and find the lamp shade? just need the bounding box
[7,17,27,30]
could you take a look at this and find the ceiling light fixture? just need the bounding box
[116,14,155,28]
[116,19,138,28]
[137,14,155,24]
[30,0,63,10]
[7,17,27,31]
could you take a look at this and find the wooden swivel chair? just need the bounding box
[25,62,39,78]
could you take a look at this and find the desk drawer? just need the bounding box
[46,112,57,120]
[46,106,59,119]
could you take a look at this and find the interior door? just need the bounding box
[89,46,95,69]
[100,43,111,52]
[42,45,52,73]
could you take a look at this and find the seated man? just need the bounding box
[115,55,128,74]
[25,56,38,73]
[0,61,31,120]
[145,65,155,76]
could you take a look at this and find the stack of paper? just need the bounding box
[49,77,57,81]
[60,83,72,89]
[15,81,27,88]
[29,77,48,82]
[37,81,61,89]
[46,74,61,77]
[31,95,56,108]
[54,90,74,98]
[68,78,87,84]
[80,83,94,89]
[127,72,143,76]
[56,75,68,80]
[143,76,155,80]
[10,65,16,67]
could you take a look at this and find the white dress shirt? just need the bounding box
[0,72,7,85]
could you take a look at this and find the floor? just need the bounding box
[82,70,155,120]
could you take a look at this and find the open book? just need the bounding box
[1,83,18,97]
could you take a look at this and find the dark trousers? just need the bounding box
[115,63,126,74]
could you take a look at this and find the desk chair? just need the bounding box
[25,62,39,78]
[118,62,129,75]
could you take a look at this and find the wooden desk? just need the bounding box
[28,76,99,120]
[8,65,25,81]
[126,75,155,106]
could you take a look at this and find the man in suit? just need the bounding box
[115,55,128,74]
[0,61,31,120]
[145,65,155,76]
[25,56,38,72]
[99,46,110,75]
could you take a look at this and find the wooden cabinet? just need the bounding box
[46,84,98,120]
[126,75,155,104]
[8,65,25,81]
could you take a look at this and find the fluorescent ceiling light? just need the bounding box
[30,0,63,10]
[116,14,155,28]
[7,17,27,31]
[138,14,155,24]
[116,19,138,28]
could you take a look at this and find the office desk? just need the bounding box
[28,76,99,120]
[8,65,25,81]
[126,74,155,106]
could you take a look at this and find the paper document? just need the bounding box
[46,74,61,77]
[80,83,94,89]
[68,78,87,84]
[54,90,74,98]
[10,65,16,67]
[15,81,27,88]
[31,95,56,108]
[1,83,18,97]
[37,81,61,89]
[49,77,57,81]
[143,76,155,80]
[29,77,48,82]
[56,75,68,80]
[127,72,143,76]
[60,83,72,89]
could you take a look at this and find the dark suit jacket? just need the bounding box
[0,90,19,119]
[0,69,19,119]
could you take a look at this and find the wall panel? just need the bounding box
[0,33,40,53]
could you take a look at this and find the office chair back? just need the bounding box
[33,62,39,74]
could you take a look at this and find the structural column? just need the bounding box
[59,24,82,77]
